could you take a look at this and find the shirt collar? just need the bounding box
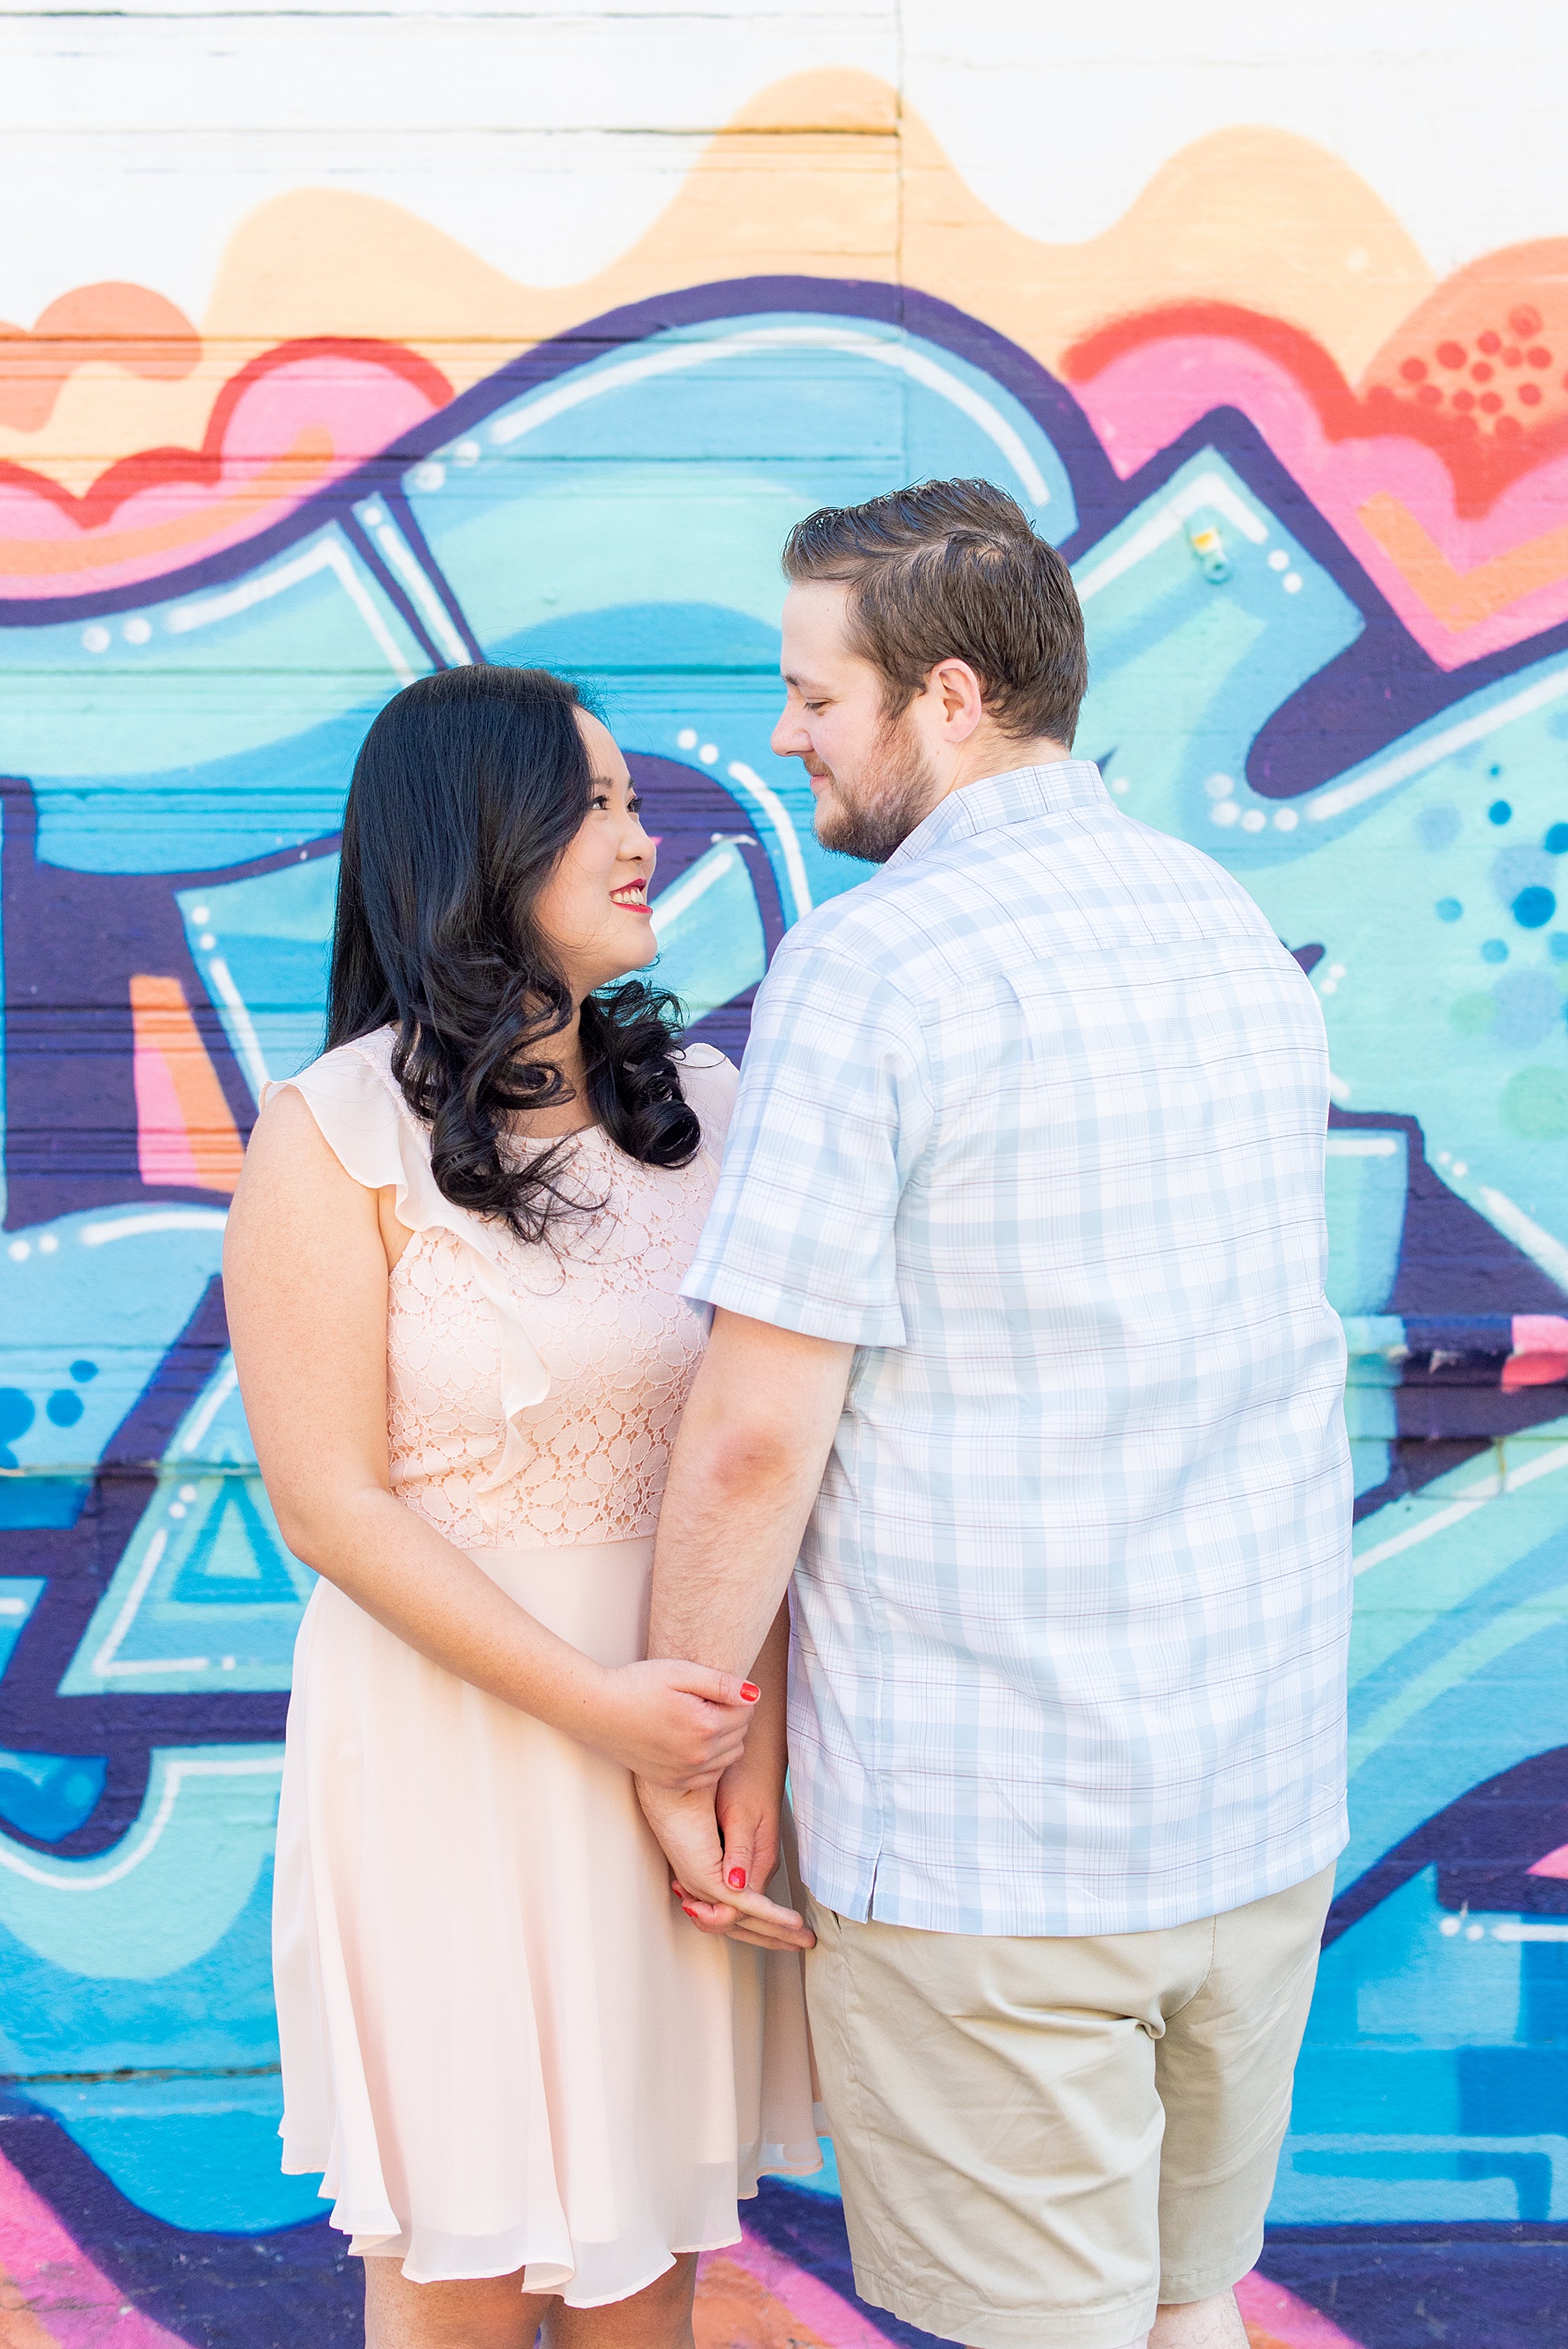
[885,761,1111,872]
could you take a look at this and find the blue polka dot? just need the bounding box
[1553,932,1568,961]
[0,1389,34,1469]
[45,1390,83,1428]
[1547,824,1568,854]
[68,1358,98,1383]
[1418,805,1461,852]
[1490,801,1514,825]
[1483,938,1510,963]
[1436,897,1463,920]
[1515,885,1557,929]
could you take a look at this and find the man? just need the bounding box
[638,480,1351,2349]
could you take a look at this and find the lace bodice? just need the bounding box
[272,1030,733,1551]
[386,1126,719,1548]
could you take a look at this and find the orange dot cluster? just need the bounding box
[1384,304,1559,439]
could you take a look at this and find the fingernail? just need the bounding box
[682,1904,699,1919]
[741,1682,760,1702]
[728,1868,747,1889]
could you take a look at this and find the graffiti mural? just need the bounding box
[3,30,1568,2346]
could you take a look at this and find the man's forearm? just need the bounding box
[648,1310,852,1675]
[647,1421,821,1676]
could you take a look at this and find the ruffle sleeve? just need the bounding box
[264,1038,550,1489]
[673,1044,740,1167]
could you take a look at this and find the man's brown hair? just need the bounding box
[781,478,1087,747]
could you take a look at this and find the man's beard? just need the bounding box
[812,710,941,864]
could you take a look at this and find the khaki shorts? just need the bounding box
[802,1866,1335,2349]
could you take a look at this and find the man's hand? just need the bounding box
[713,1749,783,1905]
[636,1779,814,1952]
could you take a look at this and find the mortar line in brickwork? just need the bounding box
[0,2063,281,2088]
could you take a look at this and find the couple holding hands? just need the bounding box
[227,480,1351,2349]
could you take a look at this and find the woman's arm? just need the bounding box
[223,1088,757,1790]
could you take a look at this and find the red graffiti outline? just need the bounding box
[0,336,453,534]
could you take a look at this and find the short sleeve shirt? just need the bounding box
[683,762,1352,1937]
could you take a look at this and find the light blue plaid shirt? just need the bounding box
[683,763,1352,1936]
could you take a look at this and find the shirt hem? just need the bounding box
[679,1267,907,1348]
[801,1810,1348,1938]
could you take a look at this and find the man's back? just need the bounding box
[686,760,1352,1936]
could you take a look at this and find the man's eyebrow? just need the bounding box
[781,671,826,691]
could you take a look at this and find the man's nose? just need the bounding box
[771,707,807,759]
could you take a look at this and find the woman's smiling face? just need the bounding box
[533,708,659,999]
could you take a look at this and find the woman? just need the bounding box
[224,666,819,2349]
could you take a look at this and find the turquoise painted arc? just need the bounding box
[0,524,434,875]
[3,283,1568,2251]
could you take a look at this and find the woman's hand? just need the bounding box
[636,1780,814,1952]
[668,1749,795,1949]
[637,1599,806,1952]
[585,1658,760,1790]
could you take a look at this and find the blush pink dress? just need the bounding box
[267,1026,820,2301]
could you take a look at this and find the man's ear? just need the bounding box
[932,657,986,741]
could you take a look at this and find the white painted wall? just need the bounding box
[2,0,1564,325]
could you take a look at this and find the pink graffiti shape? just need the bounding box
[700,2243,1366,2349]
[132,1038,203,1191]
[1503,1314,1568,1391]
[704,2225,895,2346]
[1234,2269,1366,2349]
[0,2144,192,2348]
[0,350,445,603]
[1074,335,1568,671]
[1528,1843,1568,1880]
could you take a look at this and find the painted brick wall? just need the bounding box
[1,6,1566,2343]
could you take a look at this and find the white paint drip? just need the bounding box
[725,760,813,919]
[203,955,272,1101]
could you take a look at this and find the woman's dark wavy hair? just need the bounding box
[326,665,700,1240]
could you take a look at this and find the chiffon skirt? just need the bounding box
[273,1536,821,2302]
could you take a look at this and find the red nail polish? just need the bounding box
[682,1904,698,1919]
[728,1868,747,1890]
[741,1682,760,1702]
